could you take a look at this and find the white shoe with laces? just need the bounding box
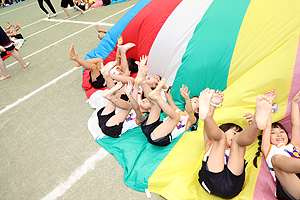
[53,13,57,17]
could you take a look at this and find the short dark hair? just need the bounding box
[127,58,138,73]
[271,122,290,142]
[219,123,243,133]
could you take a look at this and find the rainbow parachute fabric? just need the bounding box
[84,0,300,199]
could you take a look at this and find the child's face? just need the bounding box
[225,127,240,148]
[140,98,151,111]
[147,75,160,89]
[270,127,288,146]
[190,97,199,114]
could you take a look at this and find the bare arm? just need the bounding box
[180,85,197,126]
[125,81,145,124]
[291,90,300,148]
[164,89,178,110]
[261,114,272,156]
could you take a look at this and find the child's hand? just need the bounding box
[264,89,277,102]
[243,113,253,124]
[125,81,133,96]
[117,35,123,45]
[180,85,190,100]
[292,90,300,103]
[139,55,148,67]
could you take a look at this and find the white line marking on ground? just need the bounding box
[42,18,115,27]
[0,2,37,16]
[0,67,79,115]
[22,11,65,29]
[7,5,133,69]
[26,22,63,38]
[41,148,109,200]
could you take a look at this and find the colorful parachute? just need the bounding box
[84,0,300,199]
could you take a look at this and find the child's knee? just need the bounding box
[271,154,280,167]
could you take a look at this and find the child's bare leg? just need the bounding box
[272,155,300,199]
[234,95,271,147]
[69,44,102,81]
[14,21,21,32]
[118,43,135,76]
[101,83,132,127]
[62,7,71,19]
[102,82,130,111]
[149,78,180,138]
[227,95,271,175]
[200,89,227,172]
[199,88,213,120]
[95,25,101,33]
[101,61,117,89]
[135,65,152,98]
[254,94,272,130]
[98,34,104,40]
[9,49,30,68]
[69,44,101,69]
[5,22,13,32]
[110,74,134,85]
[0,59,11,81]
[73,5,84,14]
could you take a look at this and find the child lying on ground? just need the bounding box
[198,88,272,199]
[97,60,151,138]
[258,89,300,200]
[135,60,199,146]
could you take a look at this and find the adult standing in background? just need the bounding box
[37,0,57,18]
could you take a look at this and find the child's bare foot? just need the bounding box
[23,62,30,68]
[149,78,165,101]
[65,15,70,19]
[135,65,148,85]
[254,95,272,130]
[211,89,224,106]
[97,33,104,40]
[7,21,14,27]
[100,61,117,76]
[118,43,135,53]
[79,10,84,15]
[102,82,123,100]
[0,74,11,81]
[69,44,77,60]
[199,88,213,120]
[264,89,276,103]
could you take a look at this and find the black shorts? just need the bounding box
[102,0,110,6]
[61,0,74,8]
[89,71,106,89]
[97,107,123,138]
[198,160,246,199]
[0,26,15,51]
[276,178,297,200]
[141,117,172,146]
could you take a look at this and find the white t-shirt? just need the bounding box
[163,109,191,139]
[121,109,142,134]
[203,141,231,164]
[265,143,300,181]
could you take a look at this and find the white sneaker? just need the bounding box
[53,13,57,17]
[47,13,50,19]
